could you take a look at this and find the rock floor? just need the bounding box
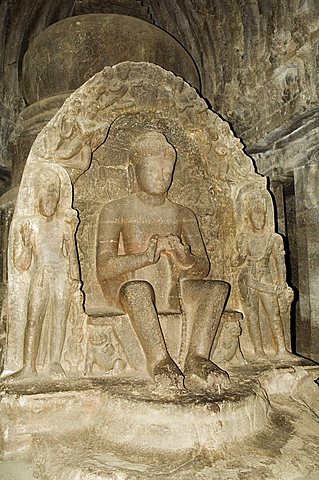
[0,364,318,480]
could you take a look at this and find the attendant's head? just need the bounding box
[37,170,61,218]
[248,192,267,231]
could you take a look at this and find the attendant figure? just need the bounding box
[10,170,80,379]
[234,192,295,360]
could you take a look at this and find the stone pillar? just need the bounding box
[269,177,287,236]
[293,162,319,361]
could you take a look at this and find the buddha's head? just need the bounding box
[130,131,176,196]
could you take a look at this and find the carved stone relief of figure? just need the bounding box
[43,101,109,184]
[3,62,293,387]
[96,131,231,394]
[8,169,81,380]
[234,190,294,361]
[84,325,126,376]
[211,312,247,368]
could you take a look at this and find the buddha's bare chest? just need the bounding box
[120,209,182,249]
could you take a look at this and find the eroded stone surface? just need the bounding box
[0,365,318,479]
[0,57,317,480]
[22,14,200,105]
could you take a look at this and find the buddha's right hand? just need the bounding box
[145,235,160,264]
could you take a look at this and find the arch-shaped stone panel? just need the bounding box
[5,62,281,374]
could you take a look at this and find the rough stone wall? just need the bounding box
[1,1,318,360]
[0,0,75,169]
[147,0,319,148]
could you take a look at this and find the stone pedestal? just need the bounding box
[294,163,319,361]
[1,364,318,479]
[0,376,268,462]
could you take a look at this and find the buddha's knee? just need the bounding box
[182,279,230,299]
[207,280,230,298]
[119,280,155,305]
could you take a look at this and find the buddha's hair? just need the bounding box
[129,131,176,165]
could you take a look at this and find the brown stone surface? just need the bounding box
[147,0,319,148]
[72,0,153,22]
[2,62,298,400]
[22,14,200,106]
[2,1,318,168]
[1,6,317,360]
[0,365,318,479]
[0,3,318,475]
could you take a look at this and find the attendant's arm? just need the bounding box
[232,233,248,267]
[96,203,159,280]
[13,222,34,272]
[63,209,81,281]
[269,234,286,292]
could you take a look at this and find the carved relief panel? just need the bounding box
[2,62,292,382]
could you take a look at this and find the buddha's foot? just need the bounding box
[184,356,230,394]
[4,366,37,382]
[153,357,184,390]
[48,362,66,379]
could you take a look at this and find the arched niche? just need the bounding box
[5,62,280,374]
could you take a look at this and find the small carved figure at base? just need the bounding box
[211,314,247,368]
[83,326,127,376]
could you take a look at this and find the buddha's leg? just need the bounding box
[119,280,183,383]
[181,279,230,392]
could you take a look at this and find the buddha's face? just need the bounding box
[135,154,175,196]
